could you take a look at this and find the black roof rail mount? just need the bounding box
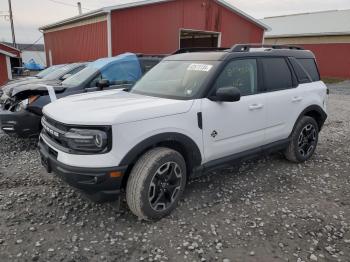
[173,47,229,55]
[136,53,167,58]
[230,44,305,52]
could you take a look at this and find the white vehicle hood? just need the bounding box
[43,90,194,125]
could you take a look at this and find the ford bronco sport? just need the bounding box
[39,44,328,220]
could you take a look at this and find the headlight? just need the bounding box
[14,99,29,112]
[64,128,109,153]
[14,96,39,112]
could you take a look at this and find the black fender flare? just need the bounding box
[119,132,202,173]
[292,105,327,134]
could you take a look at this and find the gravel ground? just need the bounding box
[0,82,349,262]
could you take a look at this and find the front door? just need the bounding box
[201,59,267,163]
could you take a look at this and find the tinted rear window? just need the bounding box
[261,58,293,91]
[297,59,320,81]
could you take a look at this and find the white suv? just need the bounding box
[39,44,328,220]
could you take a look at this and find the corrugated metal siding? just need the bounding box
[217,2,264,46]
[0,54,9,86]
[44,21,108,65]
[111,0,264,55]
[302,43,350,78]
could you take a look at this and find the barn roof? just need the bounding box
[0,43,21,58]
[40,0,269,31]
[0,49,17,58]
[262,9,350,38]
[0,42,20,52]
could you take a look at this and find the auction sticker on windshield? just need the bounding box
[187,64,213,72]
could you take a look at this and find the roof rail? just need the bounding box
[135,53,167,58]
[230,44,304,52]
[173,47,229,54]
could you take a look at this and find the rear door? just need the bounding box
[261,57,306,143]
[201,58,268,162]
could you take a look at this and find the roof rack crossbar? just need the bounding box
[173,47,229,55]
[230,44,304,52]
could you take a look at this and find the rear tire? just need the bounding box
[126,147,187,220]
[284,116,319,163]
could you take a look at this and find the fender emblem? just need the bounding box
[211,130,218,138]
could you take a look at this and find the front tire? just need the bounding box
[284,116,319,163]
[126,147,187,220]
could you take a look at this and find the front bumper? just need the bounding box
[38,136,127,202]
[0,108,41,137]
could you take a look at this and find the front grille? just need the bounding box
[41,115,112,155]
[41,116,70,152]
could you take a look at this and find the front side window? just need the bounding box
[261,58,293,91]
[214,59,258,96]
[131,60,219,99]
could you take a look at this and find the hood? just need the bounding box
[6,79,64,97]
[2,78,40,94]
[43,90,194,125]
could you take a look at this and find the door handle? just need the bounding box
[249,104,264,110]
[292,97,303,103]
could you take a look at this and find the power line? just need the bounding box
[20,35,44,51]
[47,0,92,11]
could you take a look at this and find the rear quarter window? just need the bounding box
[289,58,312,84]
[297,58,320,82]
[261,58,293,92]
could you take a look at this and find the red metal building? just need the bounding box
[40,0,268,65]
[262,10,350,79]
[0,43,21,86]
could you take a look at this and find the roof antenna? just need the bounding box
[77,2,82,15]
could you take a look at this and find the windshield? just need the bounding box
[62,66,99,87]
[43,64,78,80]
[131,60,218,99]
[35,65,64,79]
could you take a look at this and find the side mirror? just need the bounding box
[96,79,110,89]
[61,74,72,80]
[214,86,241,102]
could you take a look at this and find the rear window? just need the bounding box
[261,58,293,91]
[297,59,320,82]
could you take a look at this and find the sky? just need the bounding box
[0,0,350,44]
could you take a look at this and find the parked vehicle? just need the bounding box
[39,45,328,220]
[0,64,67,96]
[0,53,161,137]
[0,64,78,96]
[0,63,87,137]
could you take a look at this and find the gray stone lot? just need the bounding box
[0,82,349,262]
